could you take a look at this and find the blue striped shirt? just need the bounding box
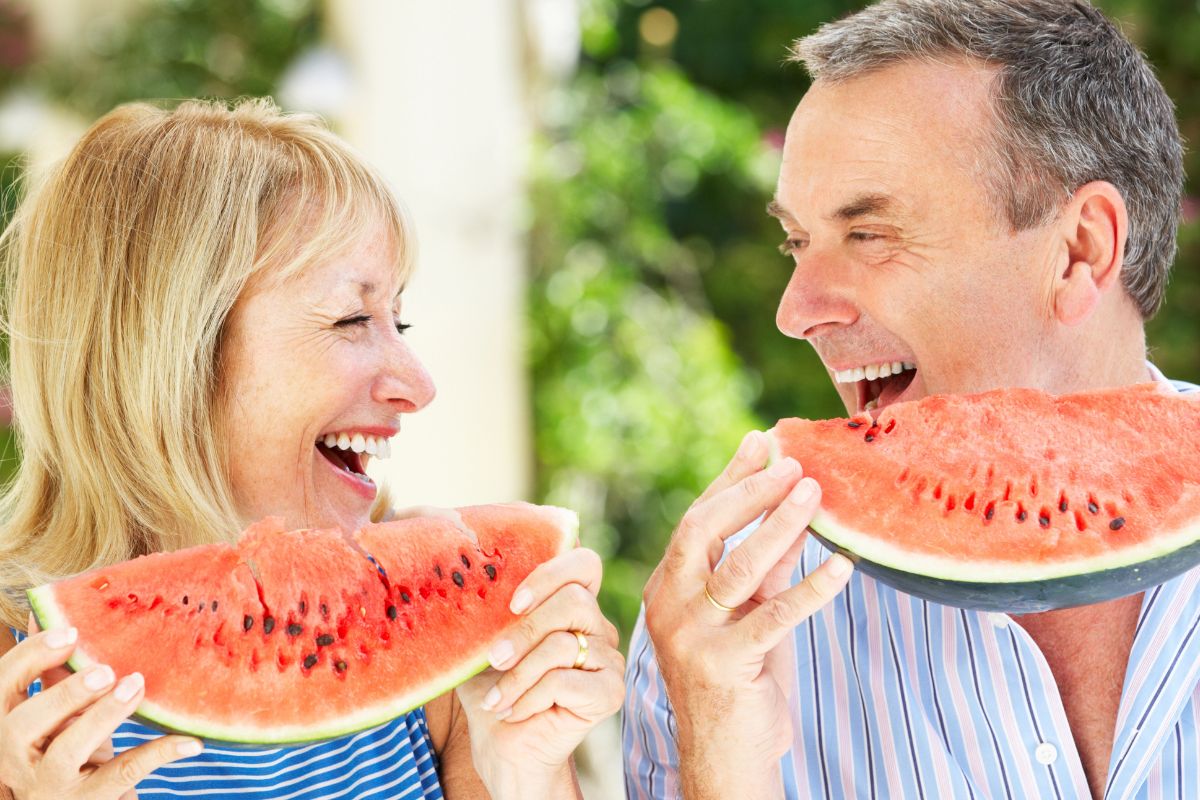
[624,375,1200,799]
[13,629,444,799]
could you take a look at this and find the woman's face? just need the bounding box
[220,218,435,533]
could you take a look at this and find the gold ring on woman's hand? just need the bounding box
[571,630,589,669]
[703,583,737,613]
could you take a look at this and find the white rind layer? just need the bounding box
[26,506,580,744]
[810,507,1200,583]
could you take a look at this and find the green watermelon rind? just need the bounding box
[765,428,1200,608]
[25,506,579,745]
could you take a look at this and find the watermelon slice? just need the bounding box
[770,384,1200,612]
[27,502,577,744]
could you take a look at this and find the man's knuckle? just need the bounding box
[717,549,755,585]
[117,753,145,784]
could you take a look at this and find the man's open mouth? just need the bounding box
[834,360,918,414]
[315,432,392,483]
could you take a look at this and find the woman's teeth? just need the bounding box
[320,432,392,459]
[834,361,916,384]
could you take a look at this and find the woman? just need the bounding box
[0,99,623,799]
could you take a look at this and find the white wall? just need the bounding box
[328,0,534,510]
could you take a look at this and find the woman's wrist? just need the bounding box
[480,759,578,800]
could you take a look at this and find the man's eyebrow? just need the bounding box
[766,199,794,222]
[827,192,898,222]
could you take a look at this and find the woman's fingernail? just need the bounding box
[787,478,817,505]
[176,740,203,757]
[84,665,115,691]
[768,457,798,478]
[114,673,143,703]
[46,627,77,649]
[488,640,514,669]
[494,706,512,721]
[509,589,533,614]
[481,686,501,711]
[826,554,853,578]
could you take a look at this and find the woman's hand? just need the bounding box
[0,624,202,800]
[454,547,624,800]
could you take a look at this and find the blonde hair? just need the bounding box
[0,98,413,630]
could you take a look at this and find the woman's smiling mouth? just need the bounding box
[315,429,396,499]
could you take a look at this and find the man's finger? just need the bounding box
[694,430,771,506]
[666,457,805,584]
[705,478,821,611]
[737,554,853,654]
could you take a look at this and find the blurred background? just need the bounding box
[0,0,1197,796]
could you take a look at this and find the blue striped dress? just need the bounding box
[625,373,1200,799]
[12,629,444,799]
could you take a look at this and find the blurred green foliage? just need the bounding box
[530,0,1200,640]
[35,0,319,118]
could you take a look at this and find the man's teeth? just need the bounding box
[834,361,915,384]
[321,432,392,459]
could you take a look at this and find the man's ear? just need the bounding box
[1053,181,1128,327]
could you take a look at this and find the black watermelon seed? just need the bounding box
[1059,499,1069,512]
[182,595,189,605]
[452,571,465,588]
[484,565,497,581]
[320,603,329,618]
[1017,510,1028,522]
[848,421,863,429]
[461,555,471,569]
[387,605,398,620]
[303,654,318,670]
[1038,514,1051,528]
[211,601,218,612]
[864,434,876,442]
[400,591,412,604]
[985,506,995,521]
[1088,501,1099,514]
[434,565,443,579]
[263,616,276,634]
[287,623,304,637]
[335,660,347,672]
[316,634,335,647]
[1109,517,1126,531]
[243,615,254,632]
[299,601,307,615]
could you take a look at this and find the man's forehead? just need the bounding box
[774,58,997,223]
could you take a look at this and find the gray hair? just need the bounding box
[791,0,1184,319]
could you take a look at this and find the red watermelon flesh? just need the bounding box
[27,503,577,744]
[770,384,1200,610]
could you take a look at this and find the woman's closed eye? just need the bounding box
[334,314,413,334]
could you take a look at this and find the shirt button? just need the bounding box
[1035,742,1058,765]
[988,612,1010,628]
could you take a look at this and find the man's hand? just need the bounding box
[642,430,853,800]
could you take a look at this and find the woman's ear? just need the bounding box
[1053,181,1128,327]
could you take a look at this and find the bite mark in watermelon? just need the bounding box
[27,502,577,744]
[769,384,1200,612]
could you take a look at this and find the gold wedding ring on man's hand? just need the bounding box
[703,584,737,613]
[571,630,589,669]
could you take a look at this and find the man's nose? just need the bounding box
[775,256,859,340]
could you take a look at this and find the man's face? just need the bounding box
[773,59,1066,414]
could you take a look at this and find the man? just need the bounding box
[623,1,1196,798]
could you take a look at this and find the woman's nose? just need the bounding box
[372,341,436,413]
